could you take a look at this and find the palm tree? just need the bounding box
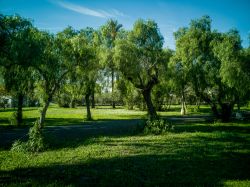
[101,19,122,108]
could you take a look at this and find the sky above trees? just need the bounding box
[0,0,249,49]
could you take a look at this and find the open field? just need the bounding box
[0,106,250,186]
[0,104,214,126]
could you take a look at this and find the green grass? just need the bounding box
[0,104,212,126]
[0,105,250,186]
[0,105,148,126]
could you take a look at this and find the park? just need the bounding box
[0,0,250,186]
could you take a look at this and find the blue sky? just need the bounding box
[0,0,249,49]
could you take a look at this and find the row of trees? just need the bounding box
[0,14,249,127]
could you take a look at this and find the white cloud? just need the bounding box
[54,0,127,19]
[111,9,129,18]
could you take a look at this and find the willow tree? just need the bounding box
[69,29,97,120]
[174,15,247,121]
[212,29,250,112]
[33,28,77,127]
[114,19,165,120]
[0,14,40,125]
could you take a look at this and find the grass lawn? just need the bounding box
[0,104,212,126]
[0,105,250,186]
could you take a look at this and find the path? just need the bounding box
[0,115,213,149]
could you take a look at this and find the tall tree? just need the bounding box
[33,28,77,127]
[212,29,250,111]
[69,29,97,120]
[173,15,248,121]
[0,14,40,125]
[101,19,122,108]
[114,19,165,120]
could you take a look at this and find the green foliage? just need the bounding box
[114,19,166,119]
[11,120,45,152]
[114,19,164,86]
[8,111,17,125]
[172,15,249,121]
[57,91,71,108]
[144,119,174,135]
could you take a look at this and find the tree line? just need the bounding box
[0,14,250,127]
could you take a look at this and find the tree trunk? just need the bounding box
[167,95,172,110]
[85,92,92,121]
[39,96,51,128]
[220,103,233,122]
[180,89,187,115]
[196,97,200,110]
[142,89,157,120]
[70,97,75,108]
[211,103,219,118]
[16,93,24,126]
[237,96,240,112]
[91,89,95,108]
[111,69,115,109]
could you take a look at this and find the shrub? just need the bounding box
[144,119,174,135]
[11,140,28,152]
[11,120,45,153]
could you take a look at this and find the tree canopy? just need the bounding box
[1,14,249,125]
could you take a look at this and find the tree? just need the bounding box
[114,19,165,120]
[101,19,122,108]
[173,15,248,121]
[0,14,40,125]
[152,49,173,111]
[169,54,190,115]
[69,29,97,120]
[212,29,250,111]
[33,28,77,127]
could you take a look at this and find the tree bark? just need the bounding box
[220,103,234,122]
[39,96,51,128]
[167,95,172,110]
[70,96,75,108]
[196,98,200,110]
[142,89,157,120]
[85,92,92,120]
[237,96,240,112]
[111,68,115,108]
[16,93,23,126]
[180,88,187,115]
[210,103,219,118]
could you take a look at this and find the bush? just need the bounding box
[11,140,28,152]
[144,119,174,135]
[11,120,45,153]
[57,93,70,108]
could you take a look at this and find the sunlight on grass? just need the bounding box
[0,122,249,186]
[0,105,214,126]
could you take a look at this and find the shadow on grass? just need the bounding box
[0,118,144,150]
[44,118,144,150]
[1,117,250,186]
[1,151,249,186]
[173,121,250,134]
